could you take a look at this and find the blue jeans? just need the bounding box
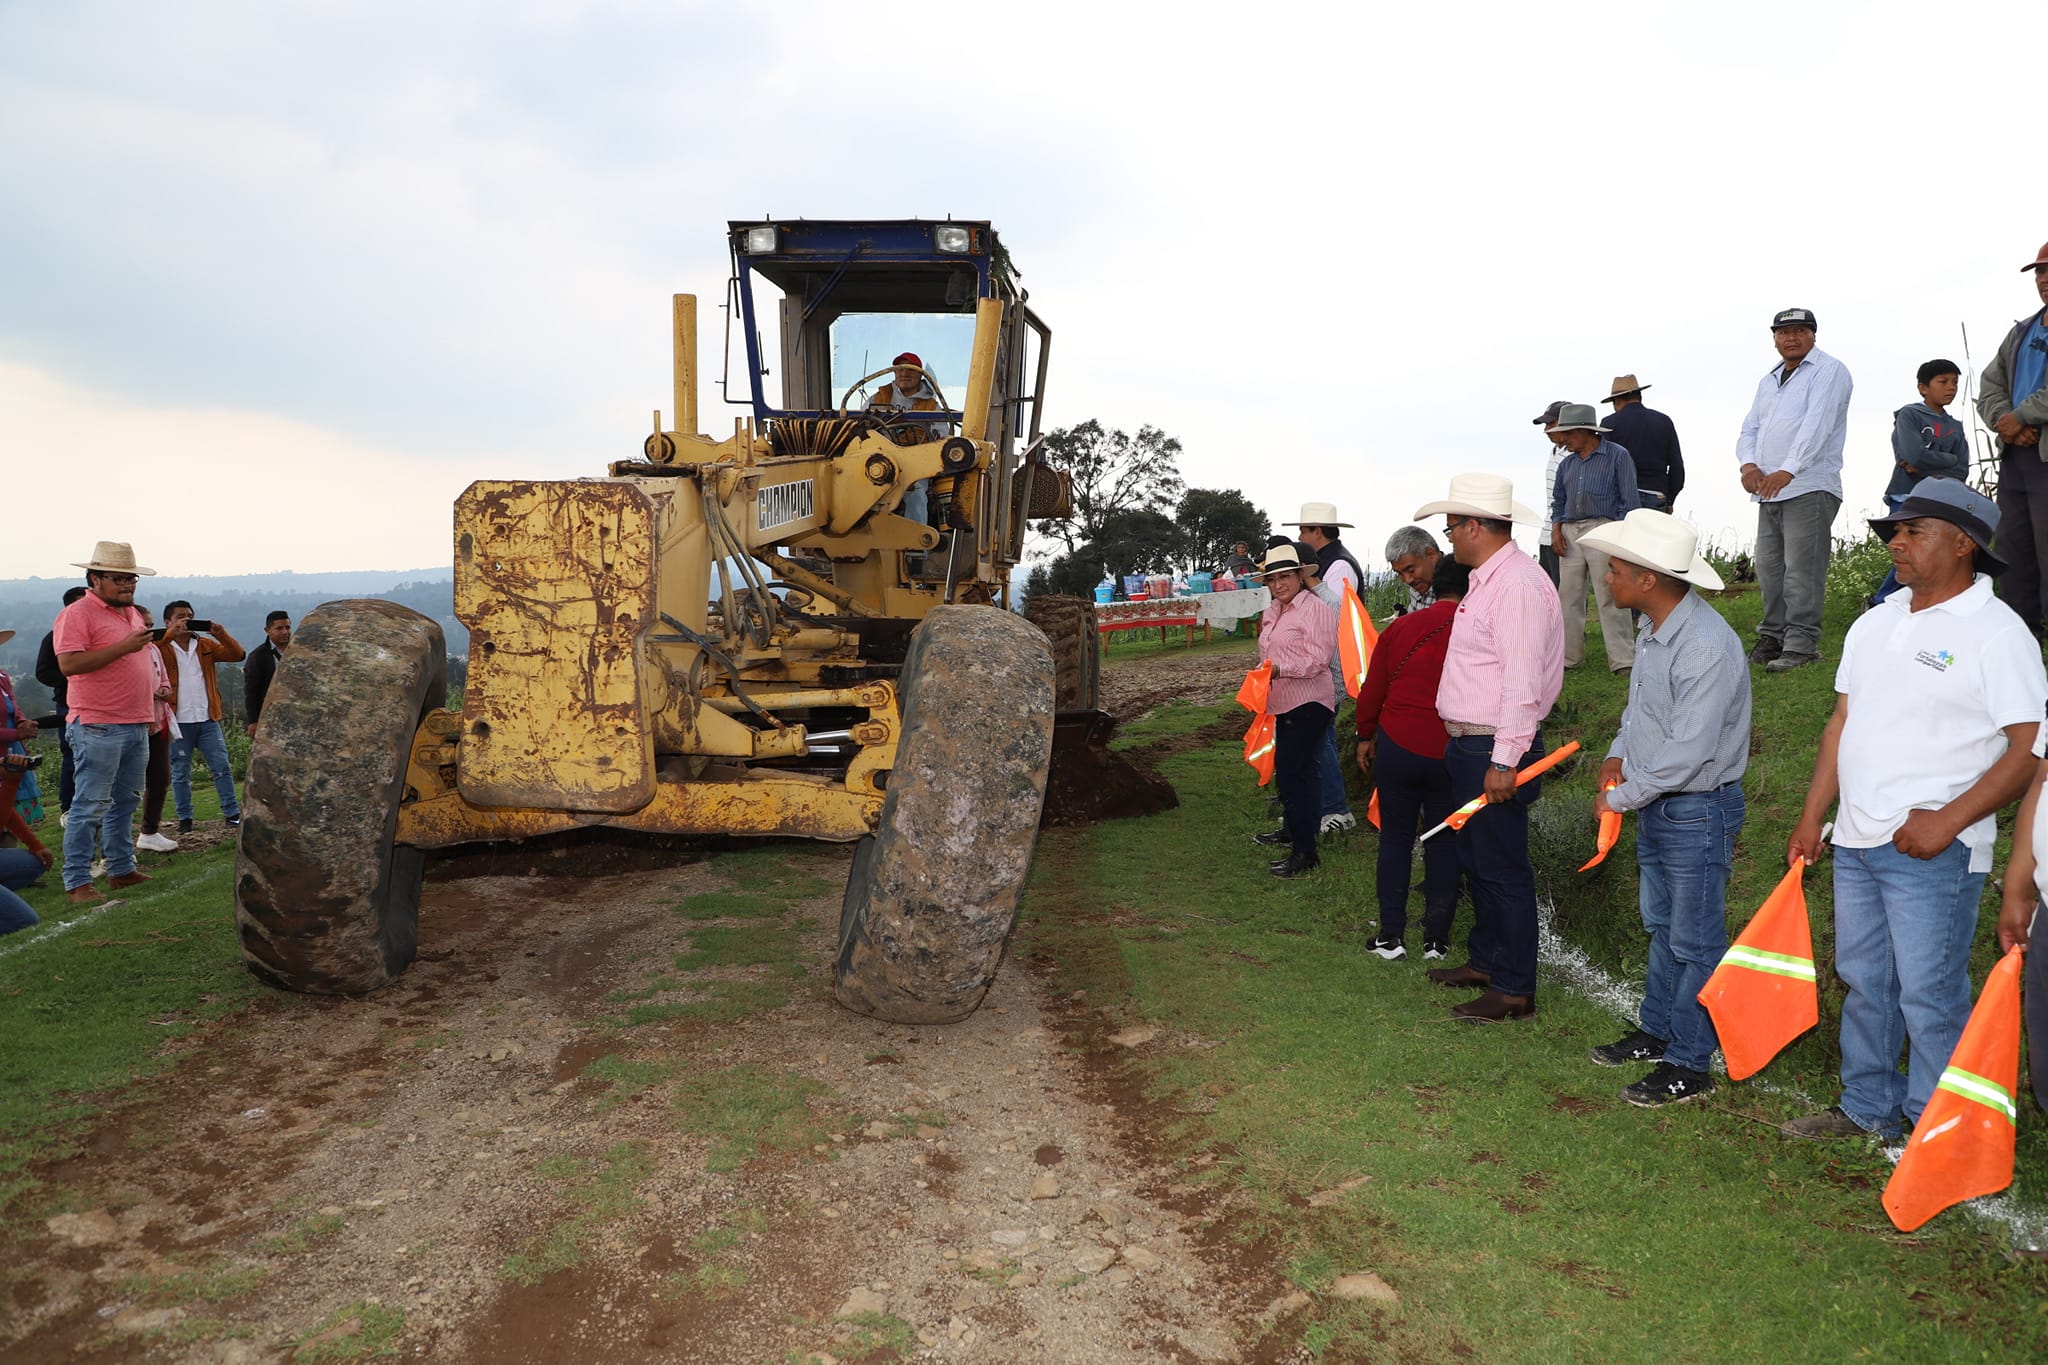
[1275,703,1333,865]
[1832,839,1984,1135]
[0,846,43,934]
[1634,783,1745,1071]
[1444,732,1545,996]
[1317,724,1350,819]
[1373,729,1459,943]
[62,721,148,889]
[170,719,241,822]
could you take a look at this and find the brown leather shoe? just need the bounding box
[1426,963,1491,989]
[66,885,105,905]
[1452,989,1536,1022]
[107,871,151,889]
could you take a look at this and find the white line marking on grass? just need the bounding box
[1538,895,2045,1252]
[0,898,127,959]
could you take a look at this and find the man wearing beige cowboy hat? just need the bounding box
[1578,510,1750,1108]
[1601,375,1685,513]
[1412,475,1563,1021]
[1549,403,1640,674]
[51,542,162,904]
[1282,502,1364,593]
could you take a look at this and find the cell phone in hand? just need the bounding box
[149,626,169,640]
[185,619,213,633]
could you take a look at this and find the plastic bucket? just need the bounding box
[1187,572,1212,594]
[1146,574,1172,600]
[1093,583,1114,604]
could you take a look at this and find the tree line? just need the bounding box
[1021,419,1269,601]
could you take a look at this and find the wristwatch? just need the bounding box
[1490,762,1512,773]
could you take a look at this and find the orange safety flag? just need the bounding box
[1578,780,1623,871]
[1694,862,1818,1080]
[1366,788,1381,831]
[1236,660,1274,714]
[1882,948,2024,1231]
[1337,580,1378,699]
[1418,740,1583,841]
[1242,714,1276,786]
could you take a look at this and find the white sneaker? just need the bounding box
[59,810,68,828]
[91,858,107,879]
[1320,812,1358,836]
[136,832,180,853]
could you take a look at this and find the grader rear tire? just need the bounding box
[834,607,1055,1023]
[234,599,446,995]
[1023,595,1101,713]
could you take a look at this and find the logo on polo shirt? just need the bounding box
[1915,648,1955,673]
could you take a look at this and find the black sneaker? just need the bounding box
[1748,638,1782,665]
[177,818,193,834]
[1622,1063,1714,1108]
[1589,1029,1666,1068]
[1422,940,1449,961]
[1250,828,1289,847]
[1367,936,1405,961]
[225,815,242,829]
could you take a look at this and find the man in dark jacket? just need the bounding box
[243,611,292,731]
[1978,241,2048,635]
[33,586,88,821]
[1601,375,1685,511]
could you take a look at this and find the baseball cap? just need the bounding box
[892,351,923,368]
[2022,241,2048,273]
[1868,477,2006,575]
[1770,308,1818,331]
[1531,399,1568,426]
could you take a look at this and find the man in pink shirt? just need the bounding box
[1412,475,1565,1021]
[1254,544,1339,878]
[53,542,162,903]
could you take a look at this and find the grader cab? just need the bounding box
[233,218,1162,1024]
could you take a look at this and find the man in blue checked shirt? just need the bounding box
[1978,241,2048,637]
[1548,402,1640,673]
[1736,307,1853,674]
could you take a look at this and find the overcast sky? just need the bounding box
[3,0,2043,585]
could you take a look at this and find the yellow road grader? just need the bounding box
[233,219,1158,1024]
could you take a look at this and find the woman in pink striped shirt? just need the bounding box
[1255,546,1339,878]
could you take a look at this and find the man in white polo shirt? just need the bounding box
[1785,478,2046,1139]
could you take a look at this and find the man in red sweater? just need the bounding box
[1355,558,1469,959]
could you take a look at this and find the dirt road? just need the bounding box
[8,647,1297,1363]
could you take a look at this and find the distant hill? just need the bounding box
[0,569,461,718]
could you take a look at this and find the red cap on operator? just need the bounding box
[892,352,922,367]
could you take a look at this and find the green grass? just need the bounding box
[1019,566,2048,1361]
[619,978,791,1027]
[670,1064,834,1171]
[118,1259,267,1306]
[499,1141,656,1284]
[0,814,271,1227]
[583,1054,680,1112]
[292,1301,406,1361]
[674,922,799,973]
[257,1212,347,1255]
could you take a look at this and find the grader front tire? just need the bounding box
[234,599,446,995]
[834,607,1055,1023]
[1023,595,1101,713]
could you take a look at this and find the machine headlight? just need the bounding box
[741,225,778,254]
[933,225,972,254]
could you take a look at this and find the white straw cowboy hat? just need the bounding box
[1281,502,1353,528]
[71,541,156,576]
[1578,509,1725,591]
[1412,473,1540,525]
[1603,374,1651,404]
[1256,546,1309,577]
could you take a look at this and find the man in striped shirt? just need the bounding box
[1413,475,1564,1021]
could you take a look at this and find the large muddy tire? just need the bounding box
[835,607,1055,1023]
[1023,595,1100,713]
[235,599,446,995]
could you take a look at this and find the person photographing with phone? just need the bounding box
[52,542,161,904]
[158,602,245,835]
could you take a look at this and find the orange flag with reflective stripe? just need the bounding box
[1242,715,1276,786]
[1417,741,1583,841]
[1579,780,1623,871]
[1366,788,1381,830]
[1236,660,1274,714]
[1337,581,1377,699]
[1882,947,2023,1231]
[1695,862,1819,1080]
